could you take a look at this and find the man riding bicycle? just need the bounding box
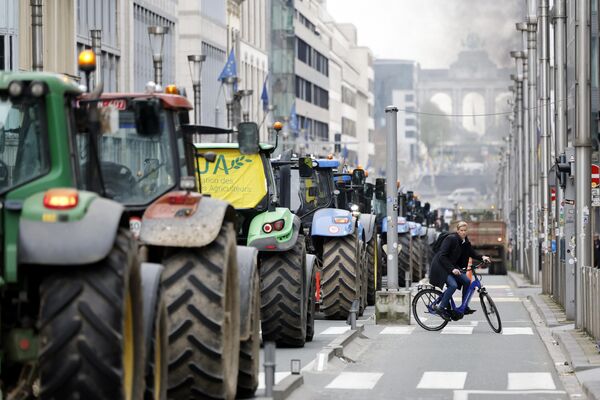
[429,221,490,320]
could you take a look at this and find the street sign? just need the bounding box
[592,164,600,188]
[551,187,556,202]
[593,188,600,207]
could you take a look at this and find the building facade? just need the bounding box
[373,59,420,180]
[269,0,374,167]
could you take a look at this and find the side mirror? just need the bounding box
[375,178,386,200]
[352,169,366,185]
[299,157,313,178]
[238,122,260,154]
[133,99,161,136]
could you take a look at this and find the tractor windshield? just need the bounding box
[290,168,331,216]
[0,96,49,195]
[76,105,177,205]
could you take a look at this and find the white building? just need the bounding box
[270,0,375,167]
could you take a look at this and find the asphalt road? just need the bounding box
[282,273,576,400]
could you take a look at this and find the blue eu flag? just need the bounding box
[218,49,237,82]
[261,75,269,113]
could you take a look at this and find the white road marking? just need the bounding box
[325,372,384,389]
[453,390,566,400]
[486,285,511,289]
[257,371,291,389]
[502,327,534,335]
[492,297,522,302]
[507,372,556,390]
[417,371,468,389]
[441,326,473,335]
[380,326,415,334]
[315,351,328,371]
[320,326,351,335]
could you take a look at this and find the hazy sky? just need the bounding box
[326,0,525,69]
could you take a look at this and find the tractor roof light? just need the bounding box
[165,84,179,95]
[29,81,47,97]
[43,188,79,210]
[78,50,96,73]
[273,121,283,132]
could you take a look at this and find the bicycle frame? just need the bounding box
[432,262,487,316]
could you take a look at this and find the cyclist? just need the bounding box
[429,221,490,320]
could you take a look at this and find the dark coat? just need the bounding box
[429,232,483,289]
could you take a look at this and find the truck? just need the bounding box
[458,211,507,275]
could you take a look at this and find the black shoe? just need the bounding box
[464,306,476,315]
[433,305,451,321]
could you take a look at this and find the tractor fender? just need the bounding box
[247,208,300,252]
[140,195,236,248]
[304,254,318,300]
[359,214,377,243]
[140,262,164,374]
[19,196,123,265]
[310,208,355,237]
[381,216,410,234]
[237,245,259,341]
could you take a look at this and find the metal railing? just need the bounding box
[581,266,600,341]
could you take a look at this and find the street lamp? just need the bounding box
[223,76,238,129]
[187,54,206,124]
[239,89,254,122]
[148,26,169,87]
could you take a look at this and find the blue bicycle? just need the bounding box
[412,262,502,333]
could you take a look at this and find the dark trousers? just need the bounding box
[439,273,471,309]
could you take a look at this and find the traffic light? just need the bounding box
[555,153,571,190]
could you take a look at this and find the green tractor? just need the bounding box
[191,123,314,348]
[0,71,154,399]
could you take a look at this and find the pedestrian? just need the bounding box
[429,221,490,320]
[594,234,600,268]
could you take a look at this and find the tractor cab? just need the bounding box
[190,123,278,242]
[76,91,193,211]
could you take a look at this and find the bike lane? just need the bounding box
[287,274,578,400]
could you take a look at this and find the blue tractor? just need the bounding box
[273,156,374,319]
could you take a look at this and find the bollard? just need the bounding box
[347,299,360,330]
[263,341,276,397]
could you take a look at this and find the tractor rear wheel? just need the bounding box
[38,230,144,400]
[259,237,307,347]
[321,234,360,319]
[162,223,240,400]
[306,263,317,342]
[145,291,168,400]
[398,234,411,286]
[236,268,260,398]
[366,234,380,306]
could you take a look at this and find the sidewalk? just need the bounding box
[508,271,600,400]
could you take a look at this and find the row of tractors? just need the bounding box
[0,50,402,400]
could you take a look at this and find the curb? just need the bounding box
[314,324,365,371]
[270,324,365,399]
[527,294,567,328]
[552,330,598,372]
[584,380,600,400]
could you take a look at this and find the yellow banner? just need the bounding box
[196,148,267,209]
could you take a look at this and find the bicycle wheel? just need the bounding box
[412,288,449,331]
[480,292,502,333]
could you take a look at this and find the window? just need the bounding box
[296,76,328,109]
[342,86,356,107]
[405,130,416,139]
[342,117,356,137]
[0,36,4,70]
[368,129,374,142]
[406,118,416,126]
[295,37,329,76]
[368,104,374,117]
[405,94,414,102]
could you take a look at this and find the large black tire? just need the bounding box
[145,292,168,400]
[259,237,307,347]
[410,237,422,282]
[38,230,145,400]
[398,234,411,286]
[306,262,317,342]
[236,270,260,398]
[321,234,360,319]
[366,234,380,306]
[162,223,240,400]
